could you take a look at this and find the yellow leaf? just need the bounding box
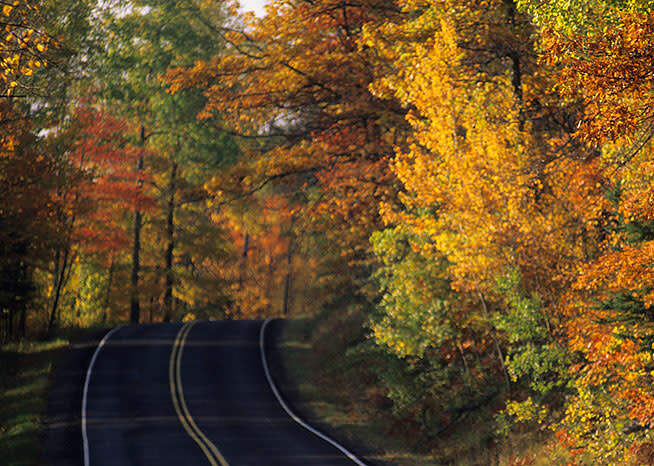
[3,5,12,16]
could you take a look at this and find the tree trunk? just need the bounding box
[102,256,115,324]
[163,161,177,323]
[282,217,297,316]
[510,52,522,105]
[267,251,274,309]
[235,229,249,319]
[282,238,293,316]
[503,0,524,129]
[456,339,470,377]
[18,307,26,339]
[130,124,146,324]
[48,245,70,333]
[47,247,60,331]
[8,308,14,341]
[510,51,524,132]
[239,230,249,290]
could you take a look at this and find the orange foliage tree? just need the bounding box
[514,6,654,460]
[164,0,409,286]
[41,103,154,329]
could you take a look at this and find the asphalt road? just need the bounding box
[44,319,362,466]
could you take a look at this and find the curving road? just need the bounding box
[45,319,365,466]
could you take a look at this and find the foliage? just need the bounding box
[542,13,654,147]
[370,226,456,358]
[493,270,569,398]
[164,0,409,285]
[0,0,50,96]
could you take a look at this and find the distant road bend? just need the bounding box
[77,319,366,466]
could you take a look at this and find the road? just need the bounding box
[45,319,365,466]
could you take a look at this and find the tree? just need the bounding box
[96,0,237,322]
[0,0,51,99]
[0,0,54,340]
[43,103,150,331]
[0,106,54,341]
[164,0,409,289]
[515,2,654,459]
[360,0,612,451]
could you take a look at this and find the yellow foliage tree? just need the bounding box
[0,0,50,97]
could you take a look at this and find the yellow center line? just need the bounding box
[169,322,229,466]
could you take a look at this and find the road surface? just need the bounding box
[44,319,365,466]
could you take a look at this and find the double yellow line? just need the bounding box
[169,322,229,466]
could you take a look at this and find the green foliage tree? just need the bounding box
[492,270,569,399]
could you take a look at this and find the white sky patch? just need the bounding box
[239,0,268,17]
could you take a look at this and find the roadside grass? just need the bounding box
[278,302,554,465]
[0,324,111,466]
[278,302,445,465]
[0,338,69,465]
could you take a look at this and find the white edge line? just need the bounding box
[82,325,123,466]
[259,318,367,466]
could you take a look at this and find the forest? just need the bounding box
[2,0,654,463]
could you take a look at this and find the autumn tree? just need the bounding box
[485,0,654,458]
[95,0,237,322]
[357,0,613,446]
[165,0,410,293]
[40,103,151,331]
[0,0,51,98]
[0,111,56,341]
[0,0,53,341]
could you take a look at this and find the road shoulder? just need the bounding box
[265,318,385,466]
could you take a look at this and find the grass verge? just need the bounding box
[277,302,553,465]
[277,302,443,465]
[0,338,69,465]
[0,325,111,466]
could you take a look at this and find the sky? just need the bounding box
[239,0,268,16]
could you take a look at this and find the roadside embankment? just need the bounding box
[272,304,552,465]
[0,327,110,466]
